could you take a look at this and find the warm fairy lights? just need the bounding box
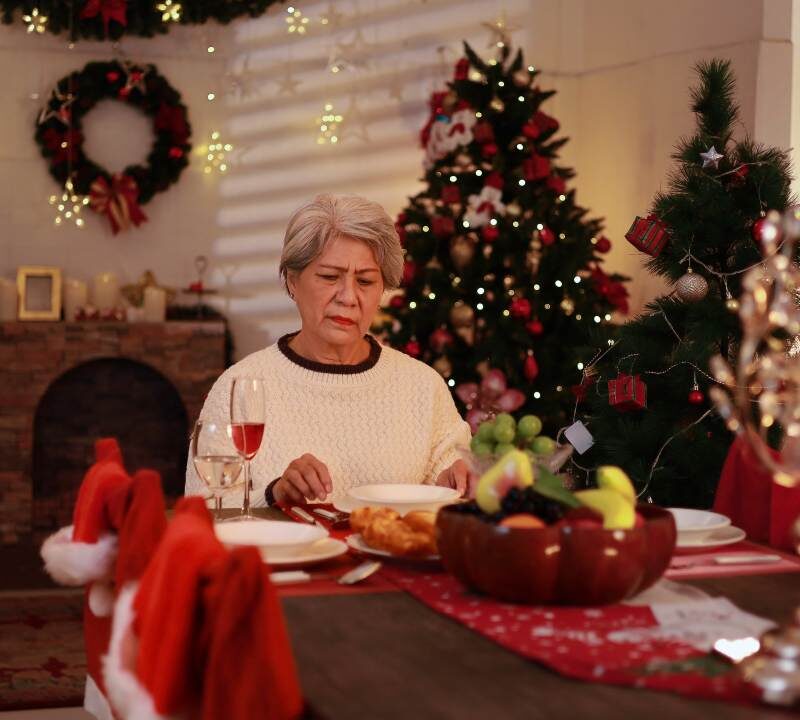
[49,177,88,228]
[203,131,232,174]
[156,0,181,23]
[316,104,343,144]
[23,7,48,33]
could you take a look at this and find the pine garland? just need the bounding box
[1,1,281,41]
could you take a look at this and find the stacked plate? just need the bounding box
[335,483,461,515]
[667,508,746,549]
[214,519,347,566]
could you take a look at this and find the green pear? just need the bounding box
[596,466,636,505]
[475,449,534,514]
[574,488,635,529]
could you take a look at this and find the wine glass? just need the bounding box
[191,420,244,521]
[230,377,265,519]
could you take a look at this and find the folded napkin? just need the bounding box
[714,436,800,551]
[104,497,304,720]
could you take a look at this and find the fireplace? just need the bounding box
[0,321,226,544]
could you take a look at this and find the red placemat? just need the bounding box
[666,540,800,580]
[380,565,762,705]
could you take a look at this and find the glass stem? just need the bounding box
[242,460,251,514]
[214,495,223,521]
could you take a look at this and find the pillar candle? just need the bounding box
[93,272,119,311]
[63,278,88,321]
[143,286,166,322]
[0,278,17,321]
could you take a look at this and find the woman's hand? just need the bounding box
[273,454,333,503]
[435,459,477,497]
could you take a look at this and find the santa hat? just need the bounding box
[104,498,304,720]
[40,438,167,720]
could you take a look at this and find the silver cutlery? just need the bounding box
[271,560,382,586]
[670,553,782,569]
[337,560,382,585]
[312,507,350,523]
[290,506,321,525]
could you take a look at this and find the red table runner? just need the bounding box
[379,565,764,705]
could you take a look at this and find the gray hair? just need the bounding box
[280,194,404,291]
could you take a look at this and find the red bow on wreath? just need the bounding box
[154,103,189,145]
[89,173,147,234]
[80,0,127,34]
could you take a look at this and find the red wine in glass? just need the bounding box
[231,423,264,461]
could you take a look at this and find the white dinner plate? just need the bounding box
[346,533,440,562]
[214,519,328,558]
[675,525,746,549]
[668,507,731,541]
[261,538,348,567]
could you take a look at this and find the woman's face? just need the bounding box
[288,235,385,347]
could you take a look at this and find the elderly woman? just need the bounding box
[185,194,473,507]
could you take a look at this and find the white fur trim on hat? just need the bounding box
[103,583,172,720]
[41,525,118,587]
[88,580,115,618]
[84,674,114,720]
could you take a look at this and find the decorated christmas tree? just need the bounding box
[574,59,794,508]
[381,40,629,434]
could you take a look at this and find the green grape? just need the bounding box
[494,442,516,457]
[494,413,515,429]
[530,436,557,455]
[516,415,542,440]
[493,423,516,444]
[475,420,496,442]
[473,442,494,457]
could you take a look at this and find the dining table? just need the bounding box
[246,508,800,720]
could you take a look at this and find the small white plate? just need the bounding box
[345,484,460,514]
[346,533,440,562]
[675,525,746,549]
[215,519,328,558]
[668,508,731,541]
[261,538,348,567]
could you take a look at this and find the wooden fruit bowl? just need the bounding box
[436,504,676,605]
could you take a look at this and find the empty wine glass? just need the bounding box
[230,377,265,519]
[191,420,244,521]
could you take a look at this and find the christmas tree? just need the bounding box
[574,59,793,508]
[381,40,629,434]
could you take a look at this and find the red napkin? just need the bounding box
[714,435,800,551]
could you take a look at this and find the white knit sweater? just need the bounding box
[185,334,472,507]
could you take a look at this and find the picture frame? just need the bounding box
[17,266,62,321]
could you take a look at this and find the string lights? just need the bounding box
[156,0,181,23]
[23,7,48,34]
[316,103,342,144]
[49,177,89,228]
[203,131,232,174]
[285,6,310,35]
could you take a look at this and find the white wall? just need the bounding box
[1,0,795,362]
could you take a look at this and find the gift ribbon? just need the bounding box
[89,174,147,234]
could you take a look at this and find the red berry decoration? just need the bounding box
[168,147,184,159]
[594,236,611,253]
[523,354,539,381]
[688,389,704,405]
[510,297,532,320]
[482,225,499,242]
[521,121,540,139]
[539,226,556,246]
[525,319,544,335]
[403,340,421,358]
[481,143,499,158]
[106,71,120,83]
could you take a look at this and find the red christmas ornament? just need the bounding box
[510,297,532,320]
[431,215,455,238]
[403,339,421,358]
[625,215,669,257]
[729,164,750,186]
[521,121,540,139]
[481,143,499,158]
[482,225,499,242]
[752,216,780,246]
[532,111,559,133]
[525,319,543,335]
[389,294,405,309]
[429,327,454,353]
[484,172,504,190]
[401,261,417,286]
[538,226,556,246]
[473,121,494,144]
[441,185,461,204]
[688,389,704,405]
[106,70,120,83]
[523,154,550,181]
[118,86,131,99]
[454,58,470,81]
[594,236,612,253]
[168,147,184,159]
[546,175,566,194]
[396,212,407,225]
[523,354,539,381]
[608,373,647,412]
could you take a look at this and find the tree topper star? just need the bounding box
[700,146,724,169]
[481,11,520,49]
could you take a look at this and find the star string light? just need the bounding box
[156,0,181,23]
[203,131,232,174]
[23,7,48,33]
[286,6,310,35]
[317,103,342,144]
[49,177,89,228]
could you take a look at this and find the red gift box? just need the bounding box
[624,215,668,257]
[607,373,647,411]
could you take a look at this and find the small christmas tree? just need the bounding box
[575,59,794,508]
[381,40,628,433]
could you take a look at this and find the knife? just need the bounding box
[290,506,320,525]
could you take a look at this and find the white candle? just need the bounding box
[93,272,119,311]
[0,278,17,321]
[63,278,88,321]
[143,286,166,322]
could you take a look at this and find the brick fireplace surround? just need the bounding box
[0,321,226,544]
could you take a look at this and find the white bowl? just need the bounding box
[667,508,731,541]
[346,484,461,514]
[214,519,328,558]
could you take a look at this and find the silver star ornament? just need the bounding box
[700,146,724,169]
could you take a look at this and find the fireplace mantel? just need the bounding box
[0,321,226,543]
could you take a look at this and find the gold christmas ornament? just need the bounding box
[489,96,505,112]
[449,236,475,271]
[675,268,709,302]
[450,301,475,346]
[512,69,531,87]
[483,245,493,258]
[560,296,575,316]
[433,356,452,378]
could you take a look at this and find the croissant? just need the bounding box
[351,507,438,557]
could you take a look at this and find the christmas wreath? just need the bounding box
[1,1,283,41]
[35,59,191,234]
